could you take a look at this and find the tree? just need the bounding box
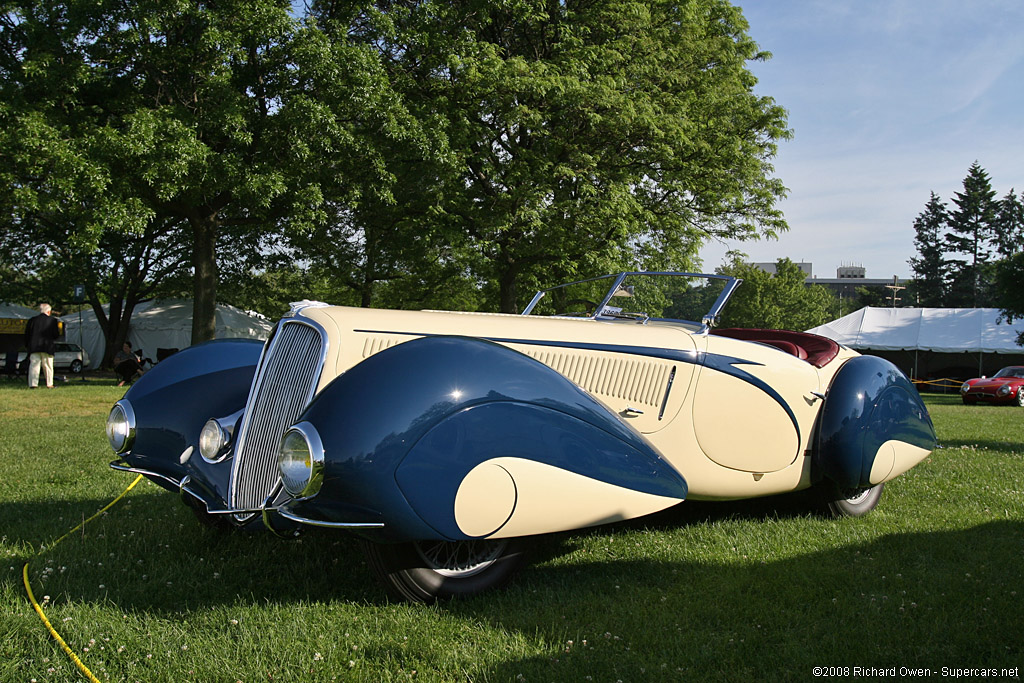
[1,0,417,343]
[945,162,997,307]
[993,189,1024,258]
[907,192,948,307]
[716,257,835,331]
[0,212,190,366]
[343,0,790,313]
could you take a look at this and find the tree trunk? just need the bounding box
[191,216,219,344]
[498,265,519,314]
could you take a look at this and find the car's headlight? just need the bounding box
[106,401,136,454]
[278,422,324,499]
[997,385,1011,397]
[960,382,971,393]
[199,419,230,461]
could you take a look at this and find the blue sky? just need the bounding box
[698,0,1024,280]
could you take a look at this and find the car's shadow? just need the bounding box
[7,487,1022,677]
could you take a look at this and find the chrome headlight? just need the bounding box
[960,382,971,393]
[106,401,136,454]
[997,384,1011,397]
[278,422,324,499]
[199,419,229,461]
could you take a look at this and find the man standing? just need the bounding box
[24,303,61,388]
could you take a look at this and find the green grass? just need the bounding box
[2,380,1022,682]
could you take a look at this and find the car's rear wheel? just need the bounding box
[363,537,529,604]
[70,359,83,374]
[820,481,884,518]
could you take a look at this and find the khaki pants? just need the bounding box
[28,352,54,388]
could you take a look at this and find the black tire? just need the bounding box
[70,359,83,374]
[962,396,977,405]
[820,481,884,518]
[363,537,529,604]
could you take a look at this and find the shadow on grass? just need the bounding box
[469,520,1024,679]
[936,439,1024,455]
[7,488,1022,677]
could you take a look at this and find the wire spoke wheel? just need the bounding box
[364,537,530,603]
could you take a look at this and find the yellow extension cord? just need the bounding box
[22,474,144,683]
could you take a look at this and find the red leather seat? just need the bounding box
[710,328,840,368]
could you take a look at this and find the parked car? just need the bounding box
[960,366,1024,406]
[106,272,936,603]
[18,342,90,374]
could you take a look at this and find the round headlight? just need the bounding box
[199,419,229,461]
[997,384,1011,396]
[106,401,136,454]
[960,382,971,393]
[278,423,324,499]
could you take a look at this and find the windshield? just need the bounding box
[993,367,1024,379]
[522,272,740,328]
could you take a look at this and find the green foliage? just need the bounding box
[1,0,419,340]
[716,256,835,330]
[907,192,948,307]
[341,0,791,312]
[945,162,998,307]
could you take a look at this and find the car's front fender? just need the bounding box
[284,336,687,542]
[116,339,264,499]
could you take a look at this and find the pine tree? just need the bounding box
[907,192,948,306]
[993,189,1024,258]
[945,162,998,307]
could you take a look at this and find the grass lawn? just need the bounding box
[1,381,1021,682]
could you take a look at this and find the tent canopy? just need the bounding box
[0,302,40,319]
[807,307,1024,354]
[63,299,273,369]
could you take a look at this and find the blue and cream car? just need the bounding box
[106,272,936,602]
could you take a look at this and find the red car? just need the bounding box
[960,366,1024,406]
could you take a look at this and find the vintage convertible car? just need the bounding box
[106,272,936,603]
[960,366,1024,406]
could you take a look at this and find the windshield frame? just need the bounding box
[521,271,741,331]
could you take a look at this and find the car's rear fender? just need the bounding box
[815,355,936,489]
[286,335,688,542]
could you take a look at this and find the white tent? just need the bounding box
[63,300,273,369]
[0,302,40,319]
[807,307,1024,380]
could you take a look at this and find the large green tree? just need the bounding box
[716,256,835,331]
[1,0,415,342]
[340,0,790,313]
[945,162,997,307]
[907,191,948,307]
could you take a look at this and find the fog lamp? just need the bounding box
[199,419,229,461]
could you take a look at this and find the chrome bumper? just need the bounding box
[109,460,384,530]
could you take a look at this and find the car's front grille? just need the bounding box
[229,319,325,511]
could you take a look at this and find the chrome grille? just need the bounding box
[229,319,326,511]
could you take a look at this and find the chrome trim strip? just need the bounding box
[110,460,180,488]
[274,506,385,530]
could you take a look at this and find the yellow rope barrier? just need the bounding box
[22,474,144,683]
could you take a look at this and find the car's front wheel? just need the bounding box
[820,481,884,518]
[1016,390,1024,407]
[363,537,529,604]
[70,359,83,374]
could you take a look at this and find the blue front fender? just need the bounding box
[116,339,264,500]
[286,336,687,542]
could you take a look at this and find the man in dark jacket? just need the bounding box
[24,303,61,388]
